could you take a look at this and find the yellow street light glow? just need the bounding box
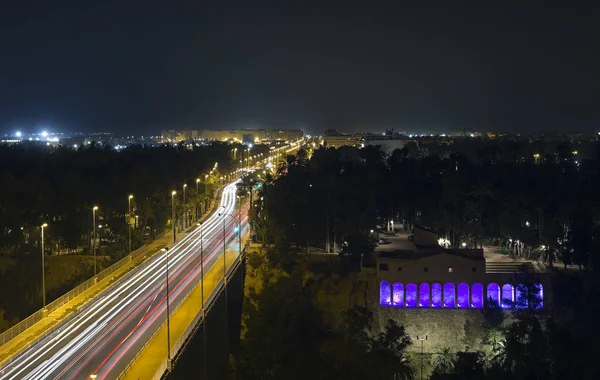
[183,184,187,188]
[196,178,200,183]
[129,194,133,199]
[93,206,99,211]
[172,190,177,196]
[42,223,48,228]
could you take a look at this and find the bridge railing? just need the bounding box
[0,232,166,346]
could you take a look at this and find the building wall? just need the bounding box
[323,135,361,148]
[162,129,303,142]
[364,138,406,155]
[377,253,486,284]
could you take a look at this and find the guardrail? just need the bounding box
[0,232,164,346]
[116,246,244,380]
[0,187,224,347]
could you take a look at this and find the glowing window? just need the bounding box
[431,283,442,308]
[419,283,430,307]
[457,283,470,309]
[471,283,484,308]
[443,283,455,308]
[487,283,500,307]
[406,283,417,308]
[502,284,514,309]
[536,283,544,309]
[515,284,528,309]
[379,281,391,306]
[392,282,404,307]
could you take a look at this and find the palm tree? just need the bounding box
[469,182,496,246]
[434,347,455,374]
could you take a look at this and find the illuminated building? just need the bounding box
[376,226,547,310]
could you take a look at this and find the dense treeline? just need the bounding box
[231,253,416,380]
[234,139,600,379]
[0,142,240,257]
[250,140,600,269]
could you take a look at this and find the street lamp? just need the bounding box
[160,247,172,372]
[41,223,48,310]
[417,335,427,380]
[171,191,177,244]
[89,373,97,379]
[219,207,242,274]
[92,206,99,277]
[196,178,200,220]
[183,184,188,228]
[128,195,133,254]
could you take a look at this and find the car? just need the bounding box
[378,238,391,245]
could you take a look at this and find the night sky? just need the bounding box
[0,1,598,135]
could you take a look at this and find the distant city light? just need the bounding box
[15,131,22,138]
[41,130,49,137]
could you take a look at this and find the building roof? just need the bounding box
[378,248,485,261]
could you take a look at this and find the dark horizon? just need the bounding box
[1,2,598,136]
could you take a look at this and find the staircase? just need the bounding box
[485,261,535,273]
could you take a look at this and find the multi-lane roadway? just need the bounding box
[0,181,246,380]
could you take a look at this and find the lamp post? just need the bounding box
[128,195,133,254]
[204,174,209,211]
[183,183,188,228]
[41,223,48,310]
[219,206,227,281]
[171,191,176,244]
[197,220,207,379]
[92,206,98,277]
[196,178,200,220]
[417,335,427,380]
[161,248,172,372]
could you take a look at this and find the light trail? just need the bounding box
[0,181,247,380]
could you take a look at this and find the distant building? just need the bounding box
[364,135,406,155]
[323,134,362,148]
[161,129,303,143]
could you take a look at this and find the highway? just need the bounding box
[0,181,247,380]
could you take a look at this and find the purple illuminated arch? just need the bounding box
[515,284,527,309]
[457,283,469,309]
[419,283,430,307]
[443,282,455,308]
[502,284,514,309]
[471,283,483,308]
[536,283,544,309]
[406,283,417,308]
[392,283,404,307]
[380,281,391,306]
[431,283,442,308]
[487,283,500,307]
